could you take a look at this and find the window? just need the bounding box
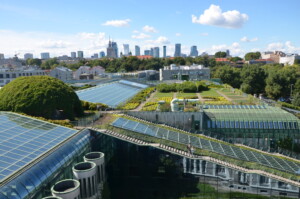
[6,74,10,78]
[216,121,221,128]
[212,121,216,128]
[12,73,16,78]
[225,121,230,128]
[274,122,278,129]
[249,122,254,128]
[269,122,273,129]
[289,122,294,129]
[235,121,240,128]
[207,121,211,128]
[0,74,3,78]
[230,121,235,128]
[254,122,259,128]
[240,121,245,128]
[245,122,249,128]
[264,122,268,129]
[278,122,283,129]
[221,121,225,128]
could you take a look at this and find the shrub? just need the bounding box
[0,76,83,120]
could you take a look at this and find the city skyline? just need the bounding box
[0,0,300,58]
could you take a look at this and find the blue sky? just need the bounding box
[1,0,300,58]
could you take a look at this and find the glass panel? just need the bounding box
[211,121,216,128]
[207,121,211,128]
[269,122,273,129]
[235,121,239,128]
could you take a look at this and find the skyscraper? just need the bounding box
[144,50,150,56]
[163,46,166,58]
[0,53,4,59]
[99,51,105,58]
[135,45,140,56]
[77,51,84,58]
[174,44,181,57]
[24,53,33,60]
[41,52,50,59]
[123,44,129,56]
[226,49,230,57]
[71,52,76,58]
[190,46,198,57]
[153,47,160,58]
[107,40,118,58]
[150,48,154,57]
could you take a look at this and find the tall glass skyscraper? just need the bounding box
[163,46,166,58]
[190,46,198,57]
[135,45,140,56]
[153,47,160,58]
[174,44,181,57]
[123,44,129,56]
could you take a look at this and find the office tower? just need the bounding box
[99,51,105,58]
[163,46,166,58]
[144,50,150,56]
[123,44,129,56]
[153,47,160,58]
[174,43,181,57]
[150,48,154,56]
[41,52,50,59]
[77,51,84,58]
[190,46,198,57]
[107,40,118,58]
[226,49,230,57]
[24,53,33,60]
[135,45,140,56]
[71,52,76,58]
[0,53,4,59]
[92,53,99,59]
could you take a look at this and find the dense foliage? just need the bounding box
[214,51,227,58]
[157,81,208,93]
[0,76,84,120]
[81,100,108,111]
[119,87,155,110]
[244,52,261,61]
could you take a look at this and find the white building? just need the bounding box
[24,53,33,60]
[0,69,47,87]
[50,66,73,82]
[279,54,300,65]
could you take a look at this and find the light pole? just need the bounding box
[291,84,294,97]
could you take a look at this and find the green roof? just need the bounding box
[204,105,299,122]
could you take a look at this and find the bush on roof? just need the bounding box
[0,76,84,120]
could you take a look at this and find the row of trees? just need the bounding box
[157,81,208,93]
[212,64,300,100]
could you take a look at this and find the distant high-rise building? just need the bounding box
[190,46,198,57]
[226,49,230,57]
[77,51,84,58]
[135,45,140,56]
[153,47,160,58]
[0,53,4,59]
[99,51,105,58]
[144,50,150,56]
[41,52,50,59]
[92,53,98,59]
[174,44,181,57]
[163,46,166,58]
[71,52,76,58]
[24,53,33,60]
[123,44,129,56]
[107,40,118,58]
[150,48,154,57]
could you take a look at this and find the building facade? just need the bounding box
[49,66,73,82]
[71,52,76,58]
[153,47,160,58]
[159,64,210,81]
[135,45,140,56]
[190,46,198,57]
[107,41,118,58]
[24,53,33,60]
[41,52,50,59]
[0,69,47,87]
[0,54,4,59]
[163,46,166,58]
[77,51,84,58]
[174,44,181,57]
[123,44,129,56]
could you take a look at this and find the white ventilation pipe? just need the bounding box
[51,179,80,199]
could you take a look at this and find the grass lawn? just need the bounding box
[154,92,174,98]
[177,92,198,98]
[200,89,221,97]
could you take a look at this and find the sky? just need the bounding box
[1,0,300,58]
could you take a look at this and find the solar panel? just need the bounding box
[76,81,148,107]
[111,117,300,174]
[0,112,78,182]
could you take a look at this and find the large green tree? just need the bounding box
[214,51,227,58]
[213,65,242,88]
[240,65,266,94]
[244,52,261,61]
[0,76,83,120]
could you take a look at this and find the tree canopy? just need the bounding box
[0,76,83,120]
[214,51,227,58]
[244,52,261,61]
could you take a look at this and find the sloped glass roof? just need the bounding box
[0,112,77,183]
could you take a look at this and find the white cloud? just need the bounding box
[143,25,158,33]
[266,41,300,53]
[192,4,248,29]
[209,42,244,56]
[132,30,139,33]
[102,19,131,27]
[201,33,209,36]
[175,33,181,37]
[240,36,258,42]
[131,33,151,39]
[145,36,170,45]
[38,40,70,48]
